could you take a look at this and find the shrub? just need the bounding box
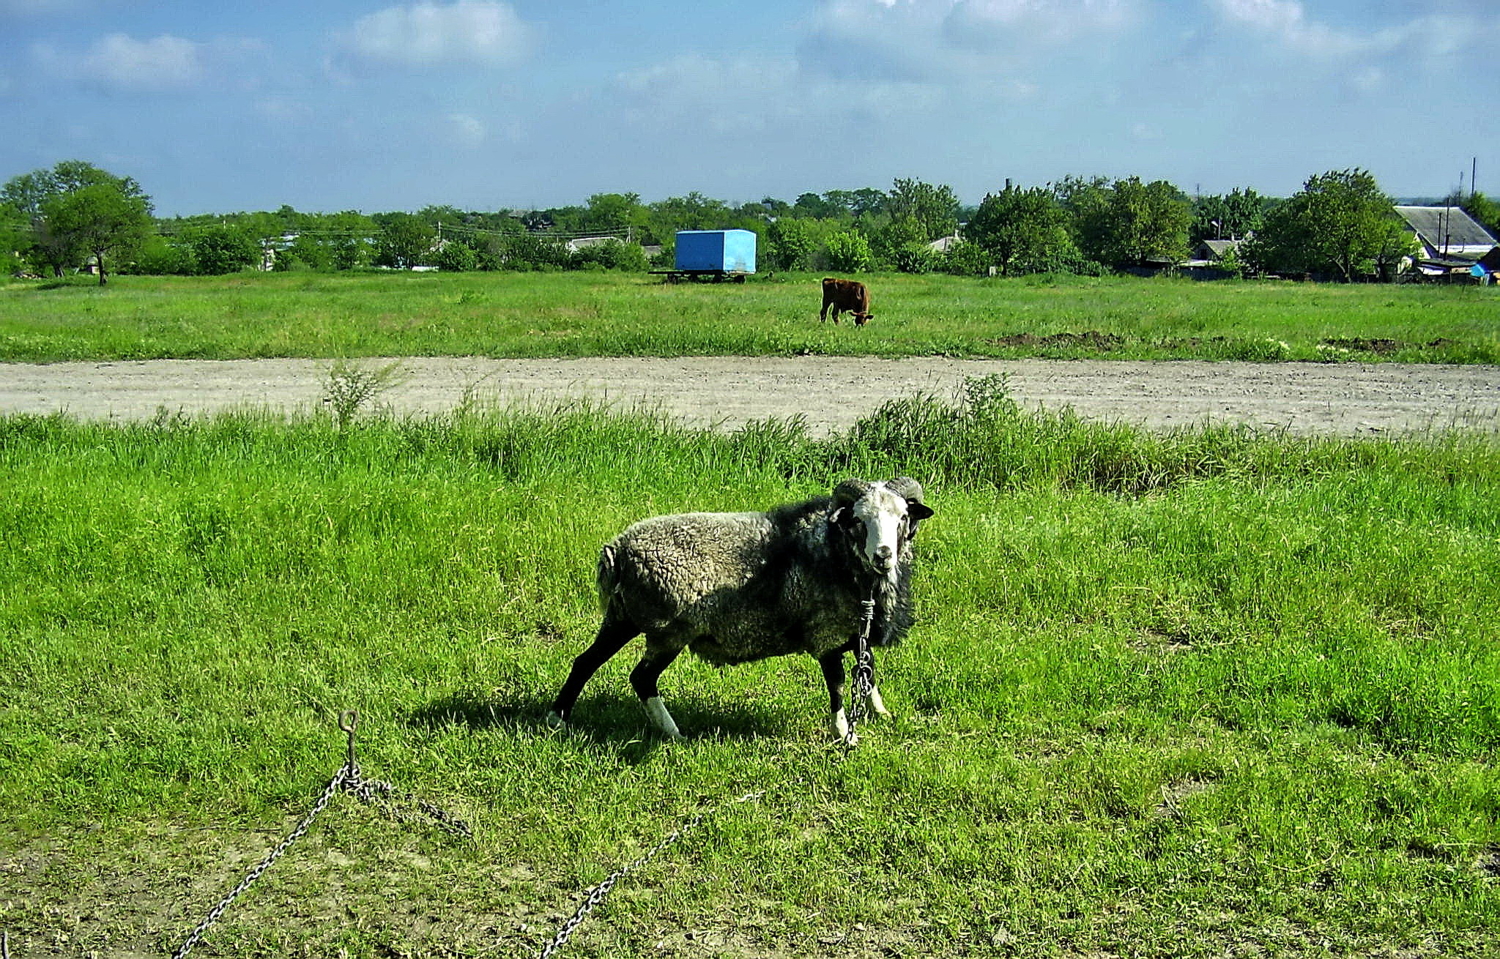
[185,225,260,275]
[891,242,938,274]
[434,241,478,273]
[502,233,571,271]
[822,230,873,273]
[128,235,196,275]
[936,240,992,276]
[573,238,649,272]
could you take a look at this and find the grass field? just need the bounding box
[2,270,1498,363]
[3,383,1499,957]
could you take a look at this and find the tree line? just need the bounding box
[5,160,1497,284]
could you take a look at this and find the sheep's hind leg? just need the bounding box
[631,640,686,740]
[548,616,639,726]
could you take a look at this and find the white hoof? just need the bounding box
[544,710,565,729]
[830,708,858,746]
[868,686,891,719]
[645,696,685,740]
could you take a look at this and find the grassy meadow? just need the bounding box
[3,381,1500,957]
[1,269,1498,362]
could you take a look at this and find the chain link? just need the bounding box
[535,791,765,959]
[171,711,470,959]
[844,596,878,739]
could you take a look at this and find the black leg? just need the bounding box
[629,641,684,702]
[818,650,847,719]
[632,640,687,738]
[550,615,639,720]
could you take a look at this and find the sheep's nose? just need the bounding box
[874,545,893,567]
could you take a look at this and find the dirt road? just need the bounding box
[3,356,1499,436]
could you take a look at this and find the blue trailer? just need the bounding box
[657,229,757,282]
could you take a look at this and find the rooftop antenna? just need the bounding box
[1443,179,1454,257]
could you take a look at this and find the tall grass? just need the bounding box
[2,269,1497,362]
[3,388,1499,956]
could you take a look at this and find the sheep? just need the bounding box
[546,478,934,744]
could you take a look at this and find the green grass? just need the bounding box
[3,387,1499,956]
[2,269,1498,362]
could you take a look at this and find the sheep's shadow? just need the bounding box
[406,690,791,760]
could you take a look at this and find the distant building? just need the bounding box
[565,235,626,253]
[1194,239,1245,263]
[1393,205,1498,275]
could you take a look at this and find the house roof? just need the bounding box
[1200,239,1243,257]
[1394,205,1498,252]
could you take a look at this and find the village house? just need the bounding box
[1393,205,1499,277]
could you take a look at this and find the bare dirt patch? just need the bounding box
[2,356,1499,436]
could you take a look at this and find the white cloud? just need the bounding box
[945,0,1135,41]
[344,0,530,67]
[801,0,1139,84]
[34,33,203,91]
[448,112,486,145]
[1208,0,1494,71]
[616,52,942,136]
[1207,0,1365,56]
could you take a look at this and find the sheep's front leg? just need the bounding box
[631,642,685,740]
[864,651,891,720]
[818,650,856,745]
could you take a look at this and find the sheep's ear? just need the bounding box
[908,502,935,521]
[829,506,855,529]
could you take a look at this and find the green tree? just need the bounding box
[965,184,1073,276]
[822,230,873,273]
[937,239,993,276]
[582,193,645,235]
[884,177,960,243]
[40,182,153,285]
[1251,168,1405,281]
[869,216,928,269]
[276,233,333,272]
[324,211,377,270]
[374,213,436,269]
[1,201,27,275]
[433,239,478,272]
[1461,192,1500,238]
[3,160,153,280]
[794,192,839,219]
[766,218,816,271]
[185,224,260,275]
[128,234,196,275]
[1101,177,1192,268]
[1192,187,1266,243]
[1052,174,1113,264]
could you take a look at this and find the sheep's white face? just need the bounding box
[850,484,912,579]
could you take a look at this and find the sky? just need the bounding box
[1,0,1496,216]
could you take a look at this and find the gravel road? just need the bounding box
[3,356,1499,436]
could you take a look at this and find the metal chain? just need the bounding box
[172,766,351,959]
[172,710,471,959]
[844,596,878,739]
[345,763,475,840]
[535,791,765,959]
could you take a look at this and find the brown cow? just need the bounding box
[820,277,873,326]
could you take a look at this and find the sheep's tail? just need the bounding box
[596,543,621,615]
